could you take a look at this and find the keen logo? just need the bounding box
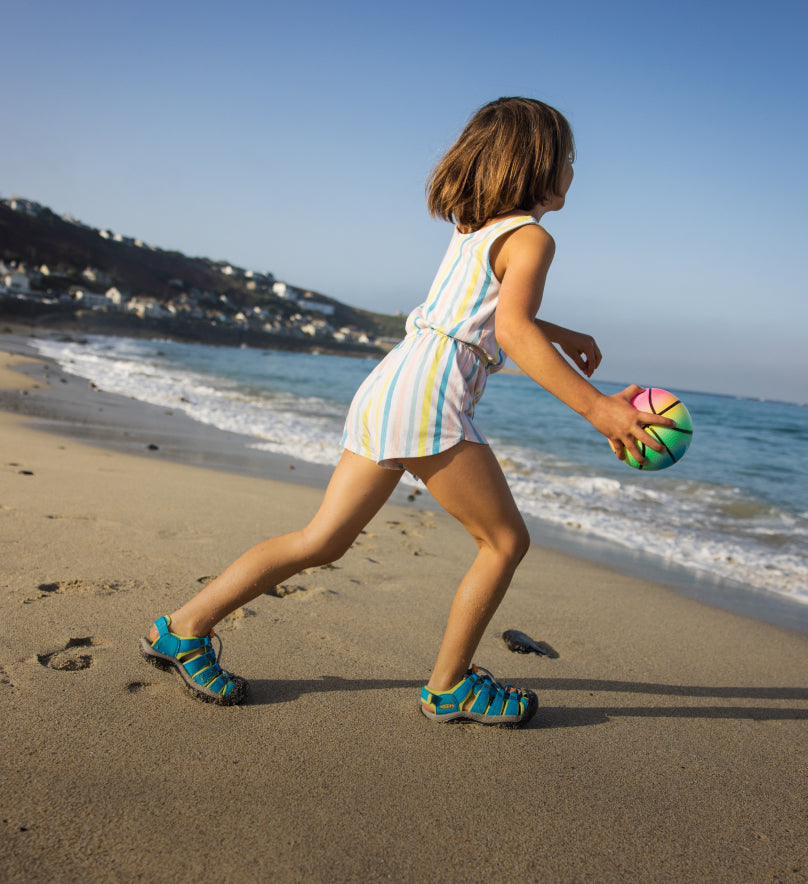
[439,703,454,709]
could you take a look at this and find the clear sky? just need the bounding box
[5,0,806,402]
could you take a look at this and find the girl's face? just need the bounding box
[548,158,574,211]
[530,157,574,218]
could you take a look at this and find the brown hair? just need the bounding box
[426,97,575,231]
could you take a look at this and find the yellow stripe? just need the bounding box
[452,248,483,326]
[451,217,530,327]
[359,398,371,456]
[417,334,449,456]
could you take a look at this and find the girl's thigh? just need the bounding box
[400,442,528,550]
[304,450,404,554]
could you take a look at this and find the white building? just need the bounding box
[6,197,45,217]
[105,287,127,307]
[4,269,31,294]
[82,266,112,285]
[126,297,172,319]
[300,318,333,337]
[75,291,112,309]
[272,281,305,300]
[297,297,335,317]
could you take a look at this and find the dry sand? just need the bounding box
[1,347,807,883]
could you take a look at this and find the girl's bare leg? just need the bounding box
[154,450,402,640]
[400,441,530,695]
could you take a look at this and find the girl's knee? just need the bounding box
[508,523,532,564]
[298,527,355,567]
[476,520,530,565]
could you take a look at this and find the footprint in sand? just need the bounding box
[218,607,258,630]
[266,584,304,598]
[265,584,333,600]
[125,681,160,695]
[30,579,131,602]
[36,636,101,671]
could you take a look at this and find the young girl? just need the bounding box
[140,97,674,727]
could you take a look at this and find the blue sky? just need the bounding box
[5,0,806,402]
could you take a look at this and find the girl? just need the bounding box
[140,97,674,727]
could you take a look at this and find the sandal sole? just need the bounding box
[138,638,249,706]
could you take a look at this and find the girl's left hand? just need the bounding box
[554,328,603,378]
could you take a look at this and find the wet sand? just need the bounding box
[1,344,807,883]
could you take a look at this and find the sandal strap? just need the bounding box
[152,616,209,658]
[421,665,528,718]
[150,616,240,697]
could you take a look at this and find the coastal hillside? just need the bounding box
[0,197,405,340]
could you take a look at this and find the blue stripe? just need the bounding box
[377,336,416,454]
[431,339,458,454]
[424,235,468,326]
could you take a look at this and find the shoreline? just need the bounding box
[1,334,807,882]
[2,325,806,637]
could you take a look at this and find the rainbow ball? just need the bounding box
[622,387,693,471]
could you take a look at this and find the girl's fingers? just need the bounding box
[635,409,677,430]
[637,427,666,454]
[618,384,644,401]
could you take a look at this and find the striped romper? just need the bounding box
[341,215,539,468]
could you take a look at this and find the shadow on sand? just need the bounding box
[244,675,808,728]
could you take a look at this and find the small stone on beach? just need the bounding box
[502,629,559,658]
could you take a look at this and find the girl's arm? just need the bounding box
[492,224,674,463]
[535,319,602,379]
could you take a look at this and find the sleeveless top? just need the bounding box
[341,215,539,467]
[408,214,540,370]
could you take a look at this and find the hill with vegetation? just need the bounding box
[0,198,406,341]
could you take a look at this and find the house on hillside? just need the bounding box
[74,290,112,309]
[300,318,333,338]
[3,267,31,294]
[5,197,45,217]
[297,296,335,317]
[82,266,112,285]
[126,296,172,319]
[272,281,305,301]
[333,326,374,345]
[105,287,127,308]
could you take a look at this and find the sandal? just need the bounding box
[420,664,537,727]
[138,616,249,705]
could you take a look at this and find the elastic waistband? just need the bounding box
[406,324,492,366]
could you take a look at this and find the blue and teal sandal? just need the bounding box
[139,616,249,705]
[420,664,537,727]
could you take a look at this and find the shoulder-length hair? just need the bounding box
[426,97,575,231]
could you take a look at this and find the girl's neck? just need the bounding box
[458,209,541,236]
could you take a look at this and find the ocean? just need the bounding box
[32,334,808,624]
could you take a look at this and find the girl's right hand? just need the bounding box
[588,384,677,465]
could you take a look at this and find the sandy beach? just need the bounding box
[1,339,807,883]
